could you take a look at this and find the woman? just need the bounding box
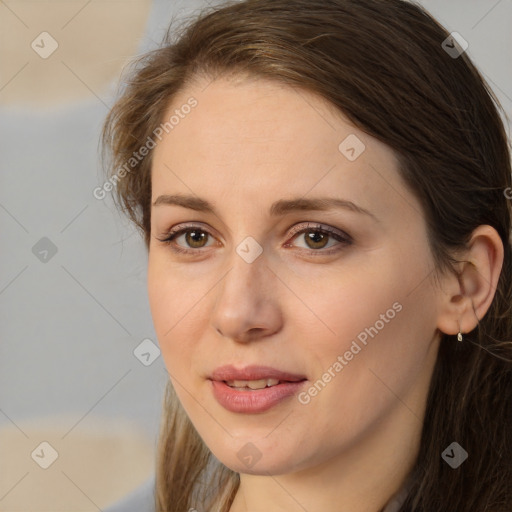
[101,0,512,510]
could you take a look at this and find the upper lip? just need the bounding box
[210,365,306,382]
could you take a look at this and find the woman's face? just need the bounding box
[148,75,443,475]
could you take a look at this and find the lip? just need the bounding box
[209,365,307,414]
[210,365,306,382]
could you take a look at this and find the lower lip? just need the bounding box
[210,379,306,413]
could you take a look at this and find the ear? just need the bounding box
[436,225,504,336]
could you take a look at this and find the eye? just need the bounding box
[156,224,216,254]
[156,222,352,256]
[285,222,352,255]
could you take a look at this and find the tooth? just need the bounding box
[247,379,268,390]
[231,380,250,388]
[225,379,281,389]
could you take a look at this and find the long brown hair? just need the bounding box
[101,1,512,510]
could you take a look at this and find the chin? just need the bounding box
[208,438,313,476]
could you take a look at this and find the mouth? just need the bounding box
[209,365,307,413]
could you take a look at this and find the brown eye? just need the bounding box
[303,230,330,250]
[157,222,352,257]
[157,226,216,254]
[183,229,209,249]
[287,223,352,254]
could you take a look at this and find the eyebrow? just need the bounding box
[152,193,377,221]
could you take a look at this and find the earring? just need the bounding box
[457,322,463,342]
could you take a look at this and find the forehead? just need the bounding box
[151,76,418,223]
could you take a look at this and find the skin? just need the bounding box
[147,74,503,512]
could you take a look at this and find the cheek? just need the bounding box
[147,257,168,335]
[147,255,182,362]
[299,251,436,392]
[293,262,402,355]
[147,250,190,328]
[147,253,208,377]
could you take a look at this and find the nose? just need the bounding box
[211,251,283,343]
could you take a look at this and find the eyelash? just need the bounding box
[156,222,352,257]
